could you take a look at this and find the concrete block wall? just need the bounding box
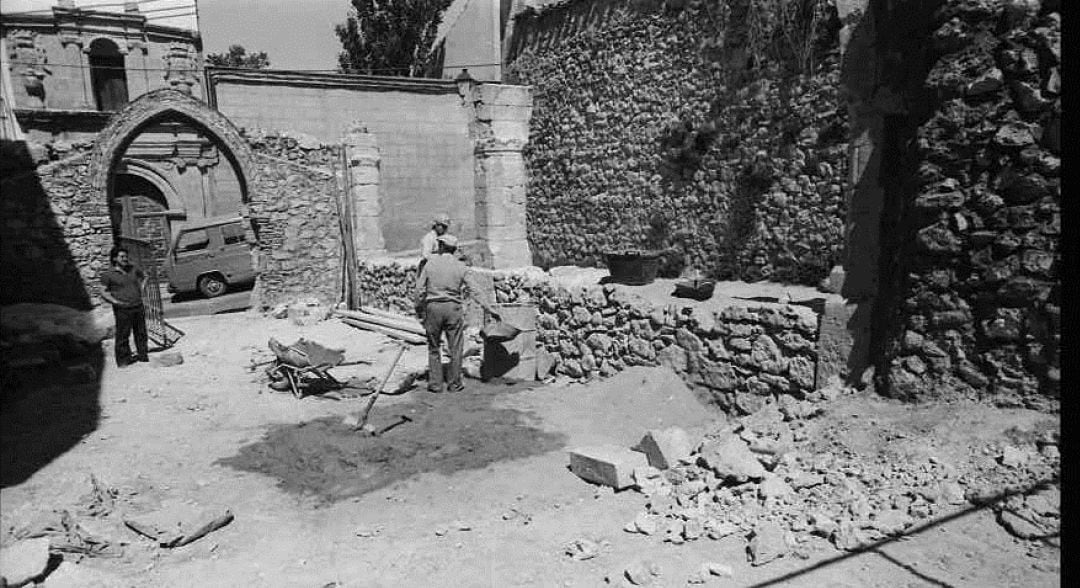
[211,74,475,253]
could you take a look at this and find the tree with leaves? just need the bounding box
[335,0,453,77]
[206,45,271,69]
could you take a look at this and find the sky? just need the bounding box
[1,0,350,71]
[197,0,346,71]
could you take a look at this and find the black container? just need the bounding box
[604,250,663,285]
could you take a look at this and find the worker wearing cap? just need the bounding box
[419,213,451,269]
[414,234,500,393]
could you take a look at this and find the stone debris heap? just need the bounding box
[570,396,1059,568]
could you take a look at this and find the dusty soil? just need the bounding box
[0,312,1060,587]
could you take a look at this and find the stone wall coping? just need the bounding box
[360,259,834,322]
[206,68,461,95]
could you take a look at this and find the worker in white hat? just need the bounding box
[419,212,452,269]
[414,234,500,393]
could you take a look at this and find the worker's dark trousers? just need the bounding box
[114,305,149,365]
[422,300,464,391]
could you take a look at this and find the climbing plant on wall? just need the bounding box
[508,0,848,285]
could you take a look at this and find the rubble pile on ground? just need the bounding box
[576,396,1059,566]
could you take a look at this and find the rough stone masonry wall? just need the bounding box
[506,0,848,285]
[358,260,822,413]
[245,130,345,309]
[0,141,109,310]
[879,0,1060,410]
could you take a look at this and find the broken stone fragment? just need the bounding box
[759,474,794,500]
[564,538,600,561]
[999,445,1029,468]
[683,519,705,540]
[636,427,694,470]
[634,512,658,535]
[664,521,686,544]
[701,562,734,577]
[0,537,51,587]
[747,521,789,566]
[151,351,184,367]
[568,445,649,490]
[698,436,766,483]
[870,509,914,536]
[705,519,741,540]
[623,560,661,586]
[832,521,871,551]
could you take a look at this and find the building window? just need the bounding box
[89,38,128,111]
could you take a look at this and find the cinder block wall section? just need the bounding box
[208,71,476,253]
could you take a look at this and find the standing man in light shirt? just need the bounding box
[414,234,500,393]
[419,213,451,269]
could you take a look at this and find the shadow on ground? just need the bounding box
[216,379,566,505]
[1,358,104,488]
[1,140,105,488]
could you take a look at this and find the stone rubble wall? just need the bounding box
[358,260,823,412]
[506,0,848,285]
[245,130,345,309]
[880,0,1060,410]
[0,141,108,310]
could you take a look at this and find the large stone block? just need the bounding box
[568,445,649,489]
[636,427,694,470]
[479,84,533,107]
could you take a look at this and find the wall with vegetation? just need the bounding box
[506,0,848,285]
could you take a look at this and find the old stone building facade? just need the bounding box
[1,2,241,265]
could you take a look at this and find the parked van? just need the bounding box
[165,216,256,298]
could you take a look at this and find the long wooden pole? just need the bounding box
[333,309,424,335]
[340,318,426,345]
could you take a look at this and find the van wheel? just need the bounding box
[198,275,227,298]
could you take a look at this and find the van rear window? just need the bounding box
[222,223,246,245]
[177,229,209,253]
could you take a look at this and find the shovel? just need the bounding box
[344,342,408,434]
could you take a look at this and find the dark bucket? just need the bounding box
[605,250,663,286]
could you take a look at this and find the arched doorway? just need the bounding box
[89,89,260,310]
[110,173,178,268]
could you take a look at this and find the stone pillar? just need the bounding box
[342,121,386,258]
[816,0,880,389]
[469,83,533,269]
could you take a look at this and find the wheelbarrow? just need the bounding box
[265,338,369,398]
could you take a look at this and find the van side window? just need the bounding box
[222,223,246,245]
[177,229,210,253]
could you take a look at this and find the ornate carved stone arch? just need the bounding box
[88,88,255,207]
[113,159,182,211]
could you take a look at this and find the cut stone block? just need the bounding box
[568,445,649,490]
[636,427,693,470]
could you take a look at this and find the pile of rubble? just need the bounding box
[570,394,1060,574]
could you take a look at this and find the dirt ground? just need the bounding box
[0,311,1060,587]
